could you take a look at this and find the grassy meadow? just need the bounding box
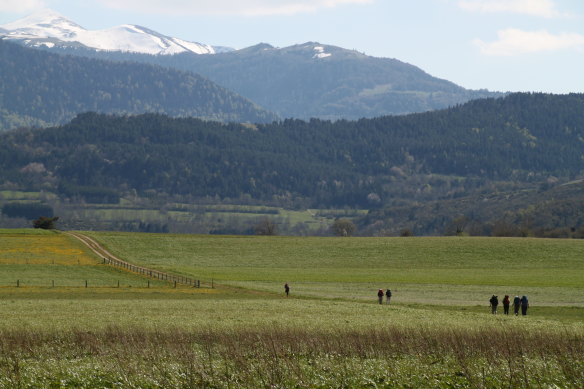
[85,232,584,307]
[0,229,168,288]
[0,229,582,388]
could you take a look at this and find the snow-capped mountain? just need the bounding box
[0,9,228,55]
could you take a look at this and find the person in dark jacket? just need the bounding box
[489,295,499,314]
[502,295,510,315]
[520,295,529,315]
[377,289,384,304]
[512,296,521,316]
[385,289,392,304]
[284,283,290,297]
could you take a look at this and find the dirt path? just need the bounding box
[63,231,203,287]
[65,231,124,263]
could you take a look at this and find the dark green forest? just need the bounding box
[0,40,278,130]
[35,42,501,120]
[1,92,583,235]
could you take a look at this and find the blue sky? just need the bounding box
[1,0,583,93]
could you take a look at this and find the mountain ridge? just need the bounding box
[0,9,229,55]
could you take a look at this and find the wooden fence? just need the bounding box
[64,231,206,288]
[103,256,202,288]
[6,279,183,288]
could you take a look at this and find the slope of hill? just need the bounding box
[358,179,584,237]
[0,40,277,130]
[181,42,502,119]
[41,42,502,120]
[1,93,583,211]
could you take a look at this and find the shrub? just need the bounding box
[33,216,59,229]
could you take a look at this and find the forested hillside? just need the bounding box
[37,43,501,119]
[1,93,583,217]
[0,40,277,130]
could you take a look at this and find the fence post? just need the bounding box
[174,281,177,288]
[117,280,120,288]
[17,279,19,287]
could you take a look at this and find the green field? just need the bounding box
[0,229,582,388]
[84,232,584,307]
[0,229,169,288]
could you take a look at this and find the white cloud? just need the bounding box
[0,0,46,13]
[96,0,373,16]
[474,28,584,56]
[458,0,563,18]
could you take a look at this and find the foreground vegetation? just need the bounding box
[1,324,582,388]
[0,229,582,387]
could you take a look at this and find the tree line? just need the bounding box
[1,92,584,235]
[1,93,583,207]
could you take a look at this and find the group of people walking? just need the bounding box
[285,284,529,317]
[377,288,392,304]
[490,294,529,315]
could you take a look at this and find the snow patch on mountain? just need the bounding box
[313,46,332,59]
[0,9,226,55]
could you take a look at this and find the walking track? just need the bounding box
[64,231,203,287]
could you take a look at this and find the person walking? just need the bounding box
[385,289,392,304]
[284,283,290,297]
[520,295,529,316]
[502,295,510,315]
[377,289,384,305]
[489,295,499,314]
[512,296,521,316]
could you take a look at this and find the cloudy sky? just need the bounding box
[1,0,583,93]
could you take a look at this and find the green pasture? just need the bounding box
[0,292,580,332]
[85,232,584,308]
[0,229,168,288]
[57,203,335,232]
[0,229,583,387]
[0,190,51,201]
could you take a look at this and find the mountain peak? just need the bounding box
[1,9,73,28]
[0,9,222,55]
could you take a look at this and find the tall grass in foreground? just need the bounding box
[1,326,581,388]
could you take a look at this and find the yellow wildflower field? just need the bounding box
[0,233,97,265]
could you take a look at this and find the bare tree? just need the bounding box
[254,217,278,236]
